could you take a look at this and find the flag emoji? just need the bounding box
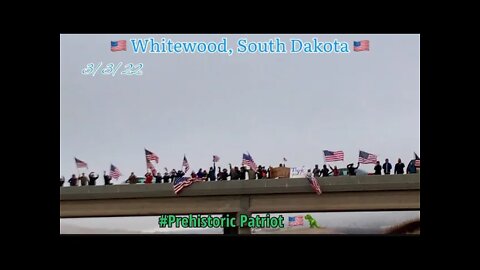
[353,40,369,52]
[111,40,127,52]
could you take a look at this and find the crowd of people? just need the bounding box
[60,158,419,187]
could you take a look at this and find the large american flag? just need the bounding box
[242,153,257,169]
[353,40,369,52]
[182,155,190,173]
[307,174,322,195]
[74,157,88,169]
[323,150,344,162]
[358,150,377,164]
[173,176,204,195]
[145,148,159,163]
[288,216,304,226]
[111,40,127,52]
[213,155,220,162]
[109,164,122,180]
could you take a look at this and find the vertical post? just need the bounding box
[236,211,252,235]
[223,196,251,235]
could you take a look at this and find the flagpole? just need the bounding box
[74,157,80,185]
[144,148,149,173]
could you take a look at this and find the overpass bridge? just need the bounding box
[60,174,420,234]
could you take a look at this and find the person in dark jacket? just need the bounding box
[103,171,112,185]
[154,172,163,183]
[374,161,382,175]
[219,168,229,180]
[395,158,405,174]
[347,163,360,176]
[197,169,204,179]
[382,159,392,175]
[88,172,99,186]
[240,166,247,180]
[60,176,65,187]
[313,165,321,177]
[163,172,170,183]
[68,174,78,186]
[406,160,417,174]
[229,164,240,180]
[208,165,216,181]
[320,165,330,177]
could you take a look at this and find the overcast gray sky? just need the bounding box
[60,34,419,181]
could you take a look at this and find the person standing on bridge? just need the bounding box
[163,171,170,183]
[154,172,163,183]
[329,165,340,176]
[406,159,417,174]
[313,165,321,177]
[68,174,78,186]
[128,172,137,184]
[79,173,89,186]
[88,172,99,186]
[240,166,247,180]
[247,166,256,180]
[383,159,392,175]
[144,172,153,184]
[103,171,112,185]
[347,163,360,176]
[394,158,405,175]
[374,161,382,175]
[320,165,330,177]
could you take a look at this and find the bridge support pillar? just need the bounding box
[223,196,251,235]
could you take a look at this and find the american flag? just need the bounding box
[213,155,220,162]
[358,150,377,164]
[307,174,322,195]
[183,155,190,173]
[74,157,88,169]
[288,216,304,226]
[414,152,420,167]
[353,40,369,52]
[323,150,344,162]
[242,153,257,169]
[147,160,157,175]
[109,164,122,180]
[111,40,127,52]
[145,148,159,163]
[173,176,204,195]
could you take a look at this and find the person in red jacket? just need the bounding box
[329,165,340,176]
[144,172,153,184]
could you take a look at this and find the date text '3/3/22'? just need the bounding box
[81,62,143,77]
